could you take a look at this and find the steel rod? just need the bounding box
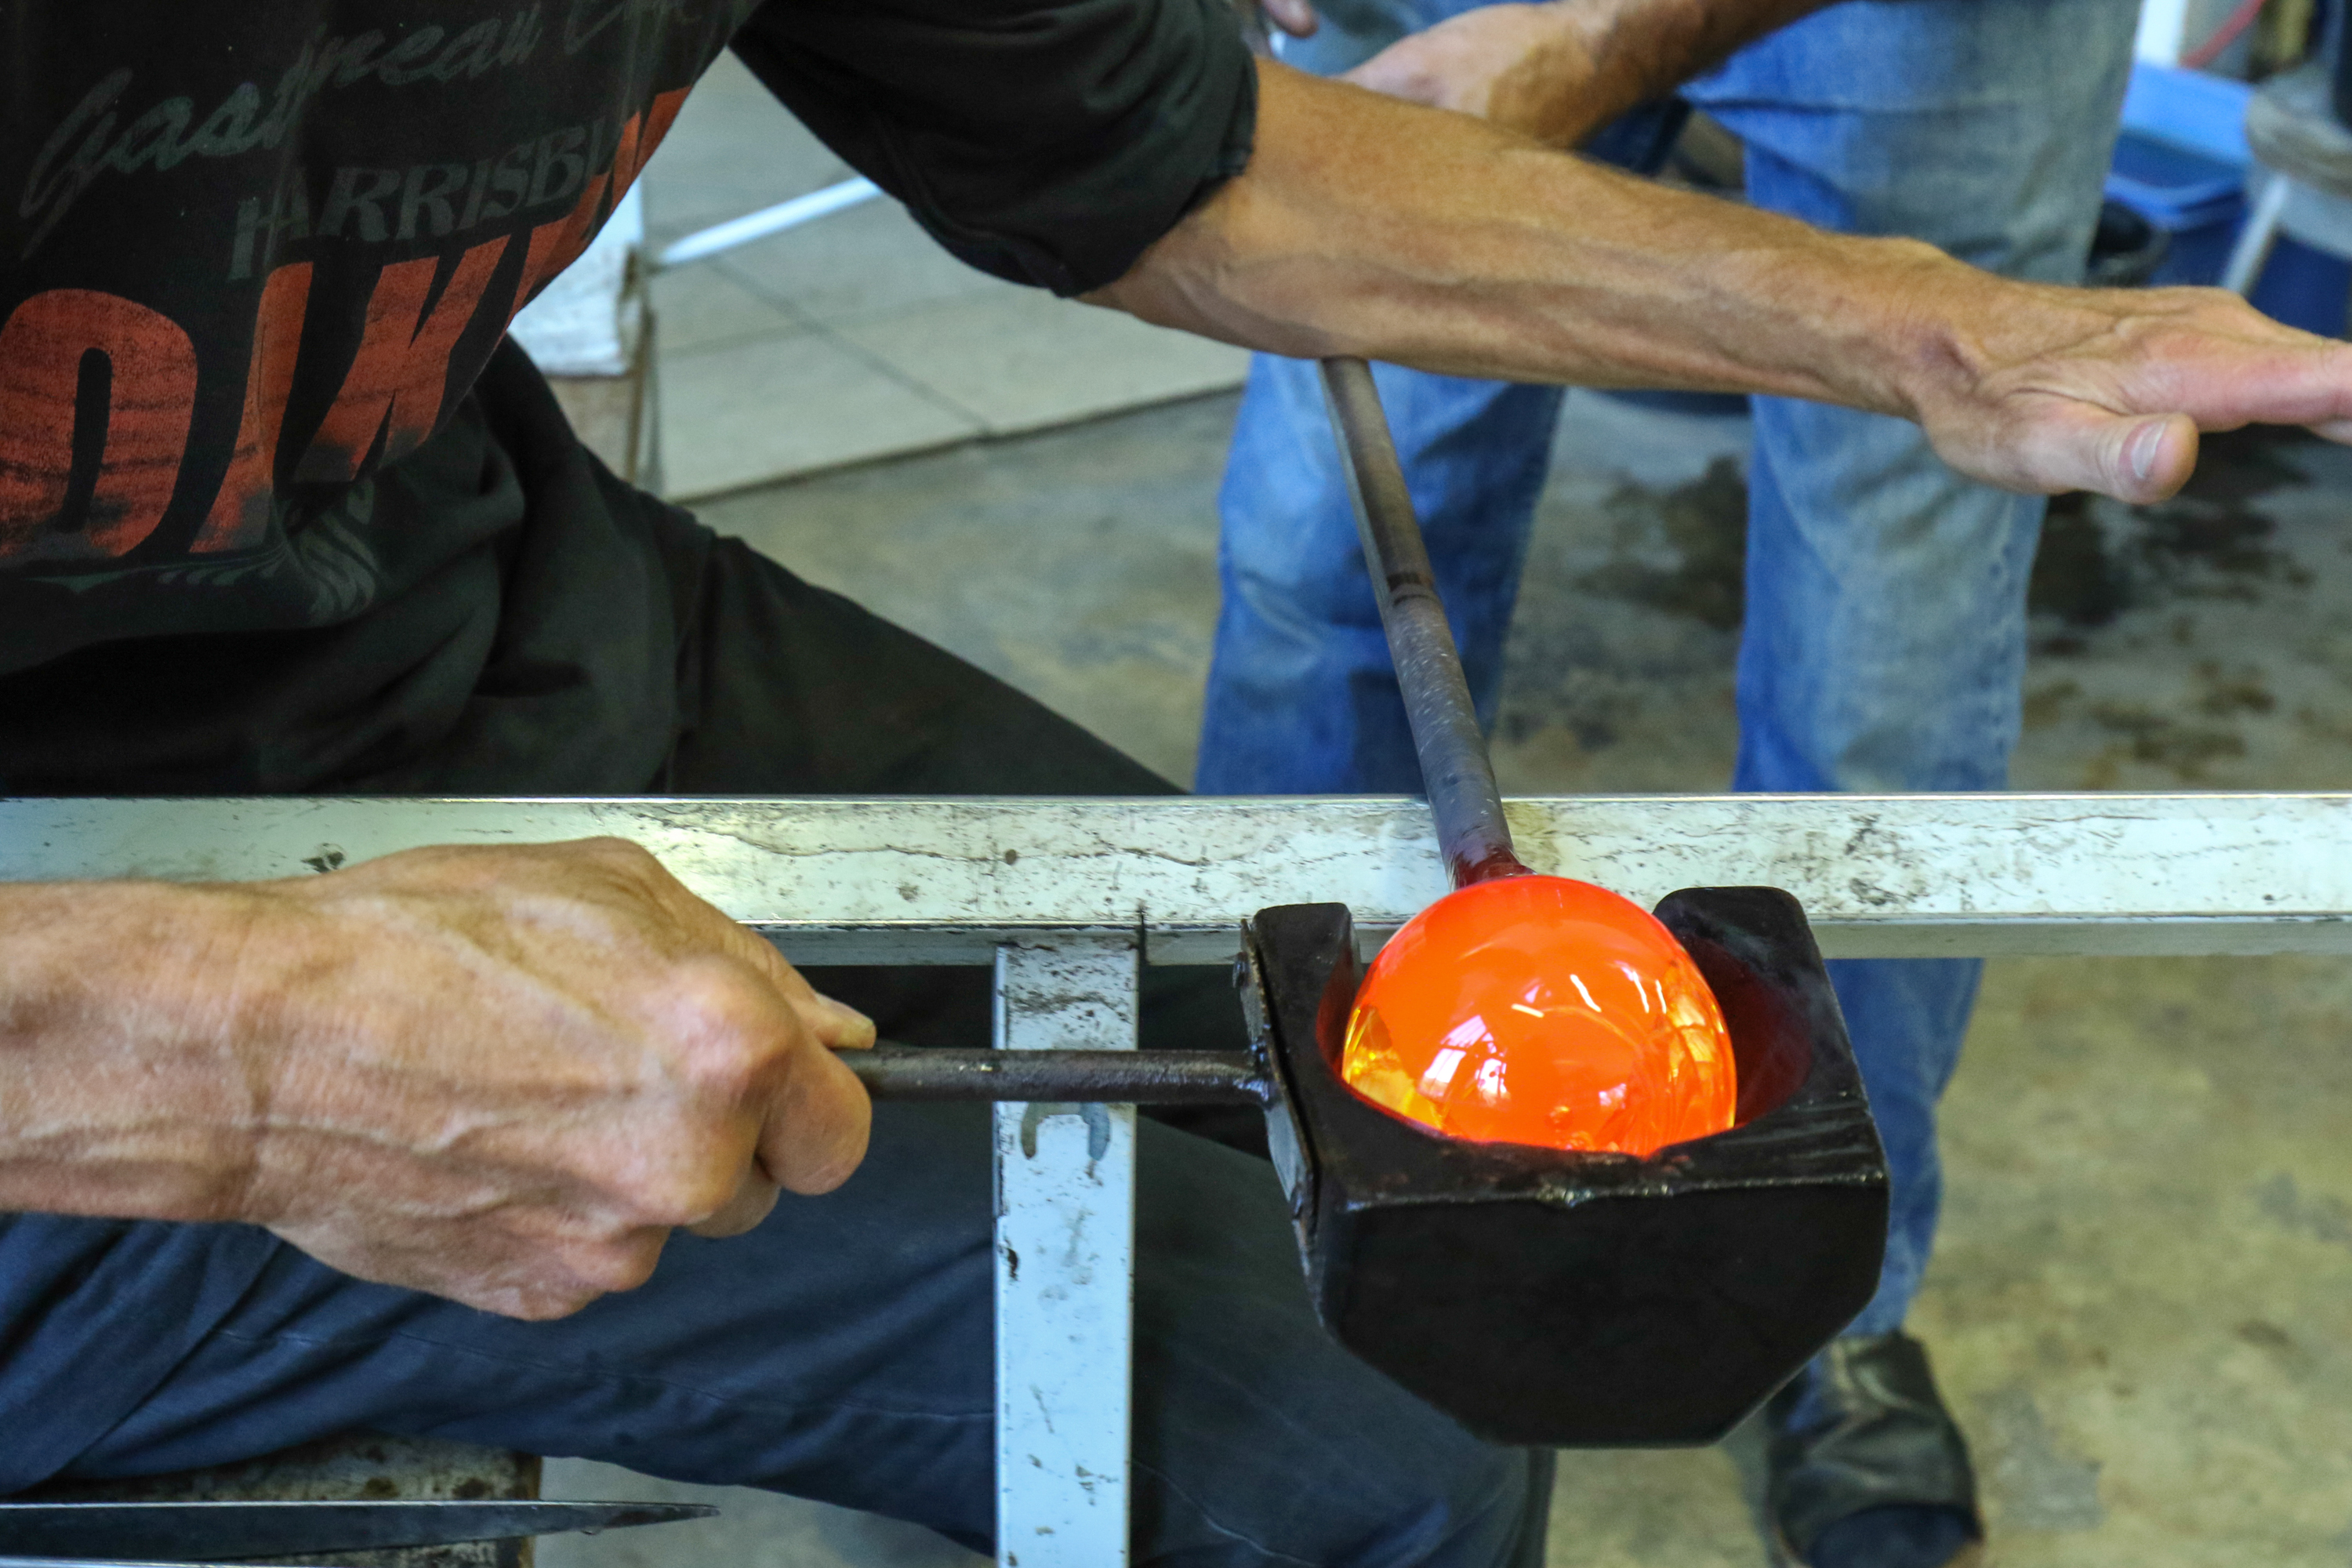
[0,1501,715,1558]
[1319,357,1526,887]
[845,1047,1271,1104]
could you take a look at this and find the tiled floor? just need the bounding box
[637,54,1248,499]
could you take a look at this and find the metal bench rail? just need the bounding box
[13,792,2350,1568]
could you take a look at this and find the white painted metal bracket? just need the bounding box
[993,937,1138,1568]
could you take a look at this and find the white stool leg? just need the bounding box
[2222,173,2291,296]
[993,935,1138,1568]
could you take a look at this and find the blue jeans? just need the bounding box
[9,539,1544,1566]
[38,1108,1541,1566]
[1203,0,2139,1337]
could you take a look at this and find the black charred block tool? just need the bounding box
[846,358,1889,1446]
[1237,893,1886,1446]
[844,887,1886,1446]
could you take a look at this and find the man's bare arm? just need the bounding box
[1350,0,1833,146]
[0,840,874,1319]
[1094,60,2352,504]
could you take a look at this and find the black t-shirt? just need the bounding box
[0,0,1254,792]
[0,0,1254,1494]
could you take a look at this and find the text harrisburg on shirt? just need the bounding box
[0,3,743,670]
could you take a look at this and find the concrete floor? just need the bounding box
[545,390,2352,1566]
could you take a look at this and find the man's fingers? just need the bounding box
[811,992,877,1049]
[699,914,876,1051]
[583,834,869,1043]
[2161,317,2352,434]
[688,1173,782,1239]
[758,1037,873,1196]
[775,971,874,1051]
[1261,0,1318,37]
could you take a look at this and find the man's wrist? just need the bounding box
[0,880,274,1223]
[1864,254,2100,431]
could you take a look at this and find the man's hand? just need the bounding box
[1346,0,1831,147]
[0,839,874,1320]
[1895,269,2352,503]
[1349,4,1608,145]
[1260,0,1319,38]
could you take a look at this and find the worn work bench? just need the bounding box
[9,792,2350,1567]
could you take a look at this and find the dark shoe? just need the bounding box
[1766,1332,1983,1568]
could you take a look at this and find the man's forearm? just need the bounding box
[0,881,263,1222]
[1099,60,2352,503]
[1101,62,1962,414]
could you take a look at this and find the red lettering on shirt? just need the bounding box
[0,289,198,563]
[193,263,313,553]
[618,88,688,195]
[295,236,509,485]
[508,170,612,323]
[506,87,688,320]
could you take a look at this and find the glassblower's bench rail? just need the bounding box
[8,789,2352,1566]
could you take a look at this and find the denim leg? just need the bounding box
[1200,0,1677,796]
[1199,359,1562,793]
[1688,0,2139,1334]
[61,1107,1542,1568]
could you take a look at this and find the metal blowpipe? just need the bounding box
[841,1048,1269,1105]
[1317,357,1528,889]
[840,361,1515,1108]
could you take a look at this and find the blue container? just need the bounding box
[2118,59,2254,165]
[2103,63,2351,338]
[2107,131,2243,286]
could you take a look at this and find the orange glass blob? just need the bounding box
[1341,874,1737,1156]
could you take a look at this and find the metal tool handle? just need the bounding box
[842,1047,1270,1105]
[1319,356,1526,887]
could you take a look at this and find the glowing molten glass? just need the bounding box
[1341,874,1737,1156]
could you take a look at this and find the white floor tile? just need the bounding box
[649,265,804,355]
[659,332,979,499]
[834,290,1249,436]
[713,201,1014,325]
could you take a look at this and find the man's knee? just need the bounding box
[1137,1426,1544,1568]
[1132,1123,1548,1565]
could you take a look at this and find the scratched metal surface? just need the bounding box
[4,794,2350,957]
[990,937,1138,1568]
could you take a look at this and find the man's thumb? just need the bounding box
[1990,405,2196,503]
[2092,412,2197,504]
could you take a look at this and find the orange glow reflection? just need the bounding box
[1341,875,1736,1156]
